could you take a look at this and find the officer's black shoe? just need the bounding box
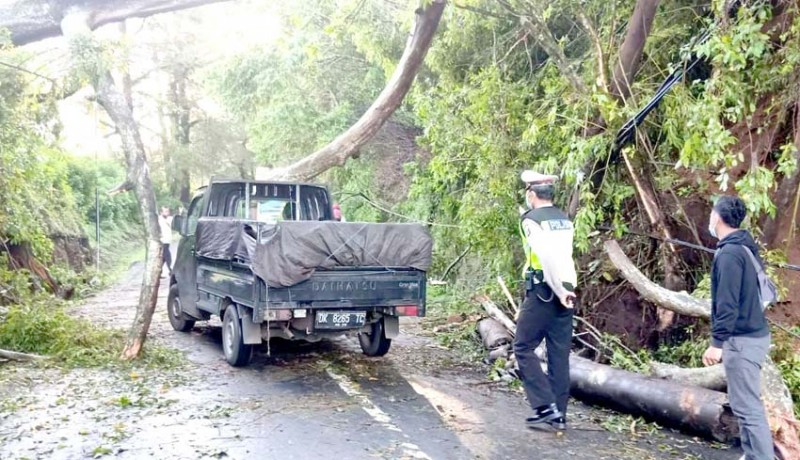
[548,416,567,431]
[526,403,563,429]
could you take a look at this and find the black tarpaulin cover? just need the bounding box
[195,219,432,287]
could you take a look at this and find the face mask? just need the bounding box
[525,190,534,209]
[708,214,718,239]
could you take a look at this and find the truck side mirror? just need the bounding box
[172,215,184,234]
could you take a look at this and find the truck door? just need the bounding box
[174,194,204,317]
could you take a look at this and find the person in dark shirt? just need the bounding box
[702,195,773,460]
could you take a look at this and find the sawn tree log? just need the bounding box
[474,295,739,441]
[570,356,738,441]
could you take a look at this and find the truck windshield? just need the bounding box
[238,197,295,223]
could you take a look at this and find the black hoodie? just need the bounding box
[710,230,770,348]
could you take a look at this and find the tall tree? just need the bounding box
[60,12,164,359]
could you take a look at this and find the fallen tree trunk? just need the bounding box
[474,295,740,441]
[477,318,513,350]
[264,0,445,182]
[604,238,800,458]
[0,348,45,362]
[475,294,516,335]
[604,239,710,317]
[570,355,738,441]
[651,362,727,391]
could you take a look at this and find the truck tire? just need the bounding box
[167,284,195,332]
[222,306,253,367]
[358,318,392,357]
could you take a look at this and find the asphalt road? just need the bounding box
[0,262,741,460]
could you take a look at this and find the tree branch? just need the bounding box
[0,348,45,362]
[265,0,446,181]
[108,180,134,196]
[576,12,609,92]
[604,239,711,318]
[498,0,588,95]
[5,0,232,46]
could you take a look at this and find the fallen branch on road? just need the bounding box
[0,348,45,362]
[474,294,516,335]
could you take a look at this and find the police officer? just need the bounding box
[515,170,578,431]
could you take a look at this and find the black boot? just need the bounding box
[526,403,564,429]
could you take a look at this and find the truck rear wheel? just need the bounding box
[359,318,392,357]
[222,306,253,367]
[167,284,195,332]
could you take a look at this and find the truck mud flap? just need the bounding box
[384,316,399,339]
[237,305,262,345]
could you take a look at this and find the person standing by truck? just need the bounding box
[514,170,577,431]
[158,206,174,277]
[332,203,346,222]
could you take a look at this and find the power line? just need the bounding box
[607,227,800,272]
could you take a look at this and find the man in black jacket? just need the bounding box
[702,196,773,460]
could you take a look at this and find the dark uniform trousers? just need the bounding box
[514,282,573,415]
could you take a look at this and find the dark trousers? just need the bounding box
[162,243,172,273]
[514,286,573,415]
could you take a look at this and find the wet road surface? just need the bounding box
[0,262,741,460]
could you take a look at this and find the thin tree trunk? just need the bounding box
[621,148,684,329]
[62,15,163,360]
[609,0,661,102]
[264,0,446,182]
[168,66,193,203]
[95,70,163,360]
[762,102,800,247]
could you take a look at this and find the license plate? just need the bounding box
[314,311,367,330]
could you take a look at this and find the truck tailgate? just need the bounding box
[262,268,425,309]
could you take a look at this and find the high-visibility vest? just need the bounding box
[519,210,542,275]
